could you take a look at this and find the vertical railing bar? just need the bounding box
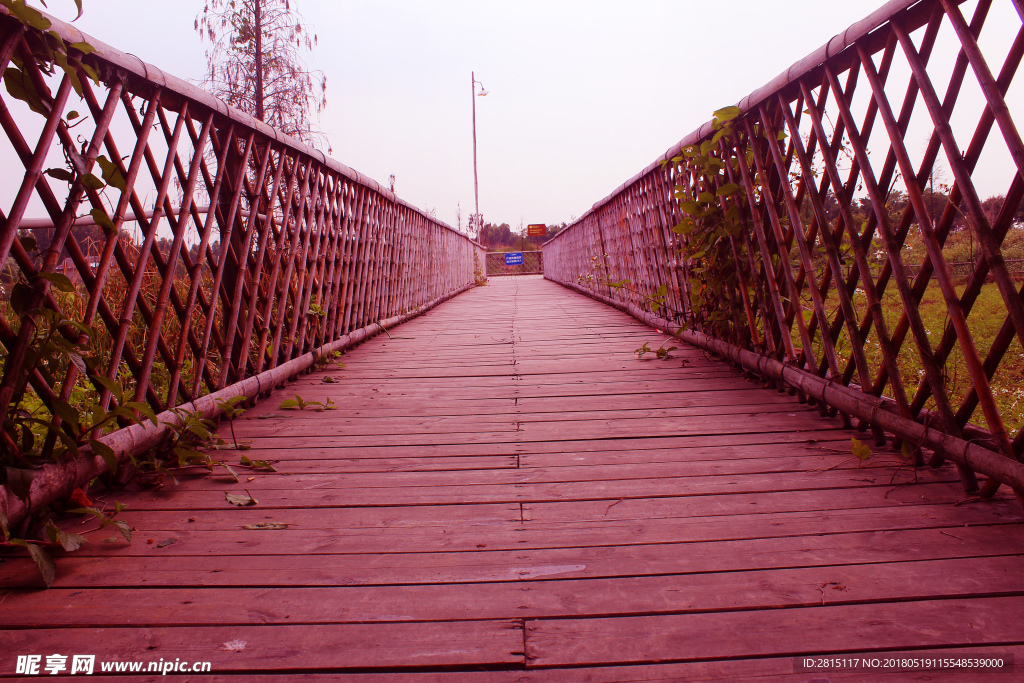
[779,95,884,425]
[277,164,320,362]
[349,191,375,330]
[102,100,192,409]
[717,143,784,355]
[798,77,918,429]
[366,194,392,326]
[225,142,284,388]
[132,109,213,407]
[0,75,72,269]
[319,176,346,343]
[165,124,241,407]
[735,123,806,363]
[893,16,1024,364]
[290,171,330,356]
[825,60,968,471]
[326,181,355,340]
[364,195,392,326]
[758,102,846,385]
[251,153,304,375]
[382,203,404,319]
[305,174,341,351]
[939,0,1024,179]
[265,159,314,371]
[338,184,370,337]
[857,39,1012,488]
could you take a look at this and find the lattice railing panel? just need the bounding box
[0,9,482,472]
[545,0,1024,505]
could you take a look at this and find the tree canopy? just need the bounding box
[479,222,565,252]
[195,0,328,148]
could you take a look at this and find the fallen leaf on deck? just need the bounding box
[225,490,258,506]
[243,523,289,530]
[155,538,178,548]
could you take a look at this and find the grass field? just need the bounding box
[804,269,1024,437]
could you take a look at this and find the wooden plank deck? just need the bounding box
[2,275,1023,680]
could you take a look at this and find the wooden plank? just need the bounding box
[162,647,1023,682]
[0,621,524,671]
[230,402,812,438]
[101,468,971,509]
[203,429,855,459]
[4,555,1023,628]
[522,484,1020,521]
[5,524,1021,589]
[28,501,1018,561]
[524,597,1024,667]
[118,456,968,494]
[2,275,1019,679]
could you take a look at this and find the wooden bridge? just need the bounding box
[2,276,1022,679]
[3,0,1024,678]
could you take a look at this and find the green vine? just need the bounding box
[1,0,98,114]
[659,106,786,344]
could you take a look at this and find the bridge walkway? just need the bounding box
[1,276,1023,679]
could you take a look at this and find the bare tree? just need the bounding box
[195,0,328,148]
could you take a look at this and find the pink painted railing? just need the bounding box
[545,0,1024,506]
[0,7,484,523]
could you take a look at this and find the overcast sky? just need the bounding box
[37,0,999,231]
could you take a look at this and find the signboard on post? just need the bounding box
[527,224,547,237]
[504,252,524,266]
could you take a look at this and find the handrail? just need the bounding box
[545,0,1024,507]
[0,8,484,524]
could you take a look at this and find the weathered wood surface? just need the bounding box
[1,276,1021,679]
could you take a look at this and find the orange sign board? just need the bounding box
[527,224,547,237]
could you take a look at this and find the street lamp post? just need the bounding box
[471,72,488,237]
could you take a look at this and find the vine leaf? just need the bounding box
[37,271,75,292]
[23,542,56,587]
[80,172,104,190]
[44,167,75,183]
[44,520,86,552]
[95,154,127,192]
[851,438,872,465]
[4,467,35,502]
[2,65,50,115]
[240,455,277,472]
[89,207,115,233]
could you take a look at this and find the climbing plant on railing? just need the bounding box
[0,0,234,586]
[663,105,784,345]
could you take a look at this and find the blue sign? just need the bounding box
[504,252,524,266]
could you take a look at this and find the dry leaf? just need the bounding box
[225,490,258,506]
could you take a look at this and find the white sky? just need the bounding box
[23,0,1012,232]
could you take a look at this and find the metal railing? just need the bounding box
[485,250,543,275]
[0,8,484,523]
[545,0,1024,506]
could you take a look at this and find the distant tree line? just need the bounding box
[479,222,567,252]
